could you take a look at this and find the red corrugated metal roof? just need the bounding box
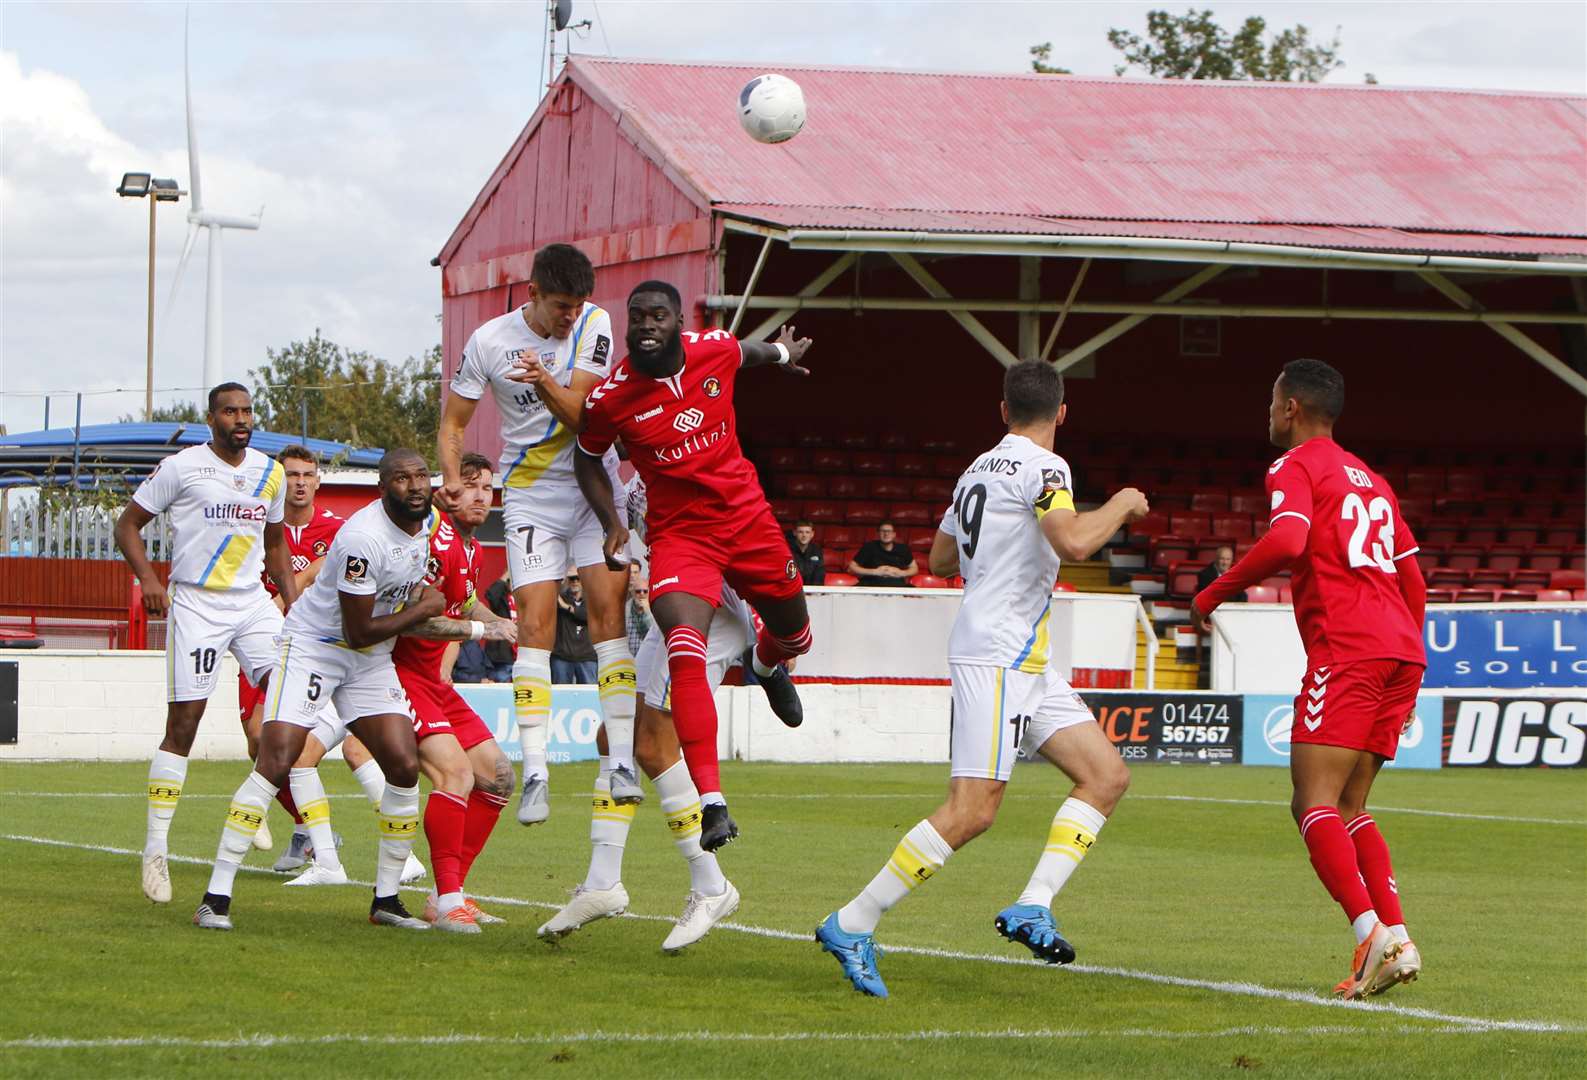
[562,58,1586,255]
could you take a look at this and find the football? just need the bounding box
[738,73,806,144]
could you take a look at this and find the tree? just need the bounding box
[1104,9,1344,82]
[248,331,441,466]
[1029,42,1071,75]
[117,401,205,424]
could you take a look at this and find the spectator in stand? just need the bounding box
[1196,546,1243,600]
[449,640,493,684]
[849,521,919,587]
[481,566,517,682]
[786,519,826,585]
[626,564,653,656]
[552,572,598,684]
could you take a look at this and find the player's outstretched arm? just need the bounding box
[114,502,169,617]
[263,522,300,611]
[574,447,629,570]
[403,614,516,643]
[1191,517,1308,626]
[928,530,960,578]
[436,392,479,513]
[339,585,446,650]
[740,324,813,375]
[1042,487,1150,563]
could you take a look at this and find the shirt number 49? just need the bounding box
[1341,492,1397,574]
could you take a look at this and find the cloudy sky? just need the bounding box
[3,0,1584,432]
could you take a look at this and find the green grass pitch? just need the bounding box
[1,760,1583,1078]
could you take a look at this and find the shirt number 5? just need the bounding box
[1341,493,1397,574]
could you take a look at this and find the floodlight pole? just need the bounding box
[146,195,157,422]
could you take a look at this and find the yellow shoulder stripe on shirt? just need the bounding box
[255,460,285,501]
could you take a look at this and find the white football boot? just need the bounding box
[141,853,172,904]
[536,884,629,940]
[284,863,350,887]
[662,881,740,954]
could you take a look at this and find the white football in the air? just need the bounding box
[738,73,806,144]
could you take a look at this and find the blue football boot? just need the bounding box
[994,903,1076,964]
[815,912,889,997]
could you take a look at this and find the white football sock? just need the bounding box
[207,771,276,897]
[655,761,726,896]
[1015,797,1108,909]
[374,783,421,899]
[145,748,188,858]
[837,818,954,935]
[584,764,636,891]
[513,649,552,781]
[350,759,385,808]
[594,638,637,771]
[289,767,343,873]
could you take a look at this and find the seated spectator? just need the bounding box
[626,565,653,656]
[1196,546,1243,601]
[848,521,918,587]
[786,519,826,585]
[552,573,598,684]
[482,567,517,682]
[449,640,493,684]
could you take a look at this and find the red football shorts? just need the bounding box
[238,672,267,724]
[648,509,804,608]
[397,666,495,750]
[1291,659,1424,759]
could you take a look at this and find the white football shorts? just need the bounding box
[165,583,282,703]
[635,607,755,711]
[503,479,627,590]
[948,663,1095,782]
[260,634,413,732]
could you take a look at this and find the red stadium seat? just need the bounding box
[1572,549,1586,572]
[803,500,842,524]
[1170,512,1212,538]
[852,452,892,476]
[869,476,912,500]
[1486,545,1527,572]
[909,534,935,553]
[893,453,931,476]
[1455,588,1500,604]
[822,525,858,547]
[913,478,955,503]
[889,504,931,526]
[1498,589,1537,602]
[795,432,827,449]
[824,547,852,570]
[1212,514,1254,540]
[1190,492,1230,512]
[1576,590,1587,601]
[908,574,950,589]
[827,475,863,498]
[1535,589,1573,602]
[921,438,959,454]
[1151,537,1193,570]
[784,474,825,498]
[1544,526,1582,547]
[1053,580,1077,593]
[1464,525,1500,546]
[845,501,887,524]
[1279,585,1294,604]
[1245,585,1278,603]
[1528,546,1566,571]
[879,433,911,451]
[1445,469,1484,497]
[1229,493,1267,516]
[1414,549,1441,575]
[811,449,849,473]
[1399,496,1434,525]
[839,433,874,450]
[1426,588,1457,604]
[1427,567,1469,588]
[933,456,964,478]
[1550,569,1586,590]
[1168,561,1206,599]
[1469,569,1511,588]
[1505,526,1542,547]
[766,448,801,472]
[1131,512,1171,540]
[1424,524,1461,547]
[770,498,802,521]
[1512,569,1552,589]
[1194,542,1232,563]
[1404,468,1443,495]
[1260,575,1290,591]
[824,572,859,587]
[1445,544,1484,571]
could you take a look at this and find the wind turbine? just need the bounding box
[165,11,263,391]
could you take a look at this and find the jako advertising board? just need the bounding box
[1241,693,1444,770]
[452,684,601,763]
[1422,608,1587,689]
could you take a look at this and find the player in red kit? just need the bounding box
[1192,359,1426,999]
[393,453,518,932]
[573,280,812,851]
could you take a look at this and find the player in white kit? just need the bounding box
[436,243,640,826]
[536,583,761,952]
[192,450,451,931]
[816,360,1149,997]
[115,383,298,905]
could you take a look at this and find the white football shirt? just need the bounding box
[132,443,285,606]
[451,303,621,492]
[940,433,1076,673]
[283,499,432,656]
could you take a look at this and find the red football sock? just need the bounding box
[666,626,721,794]
[1298,807,1374,923]
[1346,813,1405,926]
[458,788,507,888]
[424,790,469,898]
[754,621,812,670]
[275,786,303,825]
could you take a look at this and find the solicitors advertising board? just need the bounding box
[1080,692,1242,764]
[1423,608,1587,689]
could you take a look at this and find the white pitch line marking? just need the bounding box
[3,790,1581,827]
[0,1023,1533,1052]
[2,832,1579,1035]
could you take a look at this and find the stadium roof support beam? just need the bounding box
[727,234,775,336]
[890,252,1021,368]
[779,228,1587,278]
[738,251,859,343]
[1052,264,1229,374]
[1041,258,1091,363]
[1416,270,1587,399]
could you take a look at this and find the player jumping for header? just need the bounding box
[573,281,810,851]
[1193,358,1426,999]
[816,360,1149,998]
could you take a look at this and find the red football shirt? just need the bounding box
[392,512,481,678]
[1265,437,1425,667]
[262,508,345,596]
[577,329,770,539]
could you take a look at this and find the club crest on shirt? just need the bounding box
[232,474,247,492]
[785,558,799,581]
[313,540,329,557]
[702,376,722,398]
[344,556,369,582]
[427,555,442,583]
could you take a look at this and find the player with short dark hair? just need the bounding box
[573,281,812,850]
[1192,358,1426,999]
[115,384,297,904]
[437,243,642,830]
[816,358,1148,997]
